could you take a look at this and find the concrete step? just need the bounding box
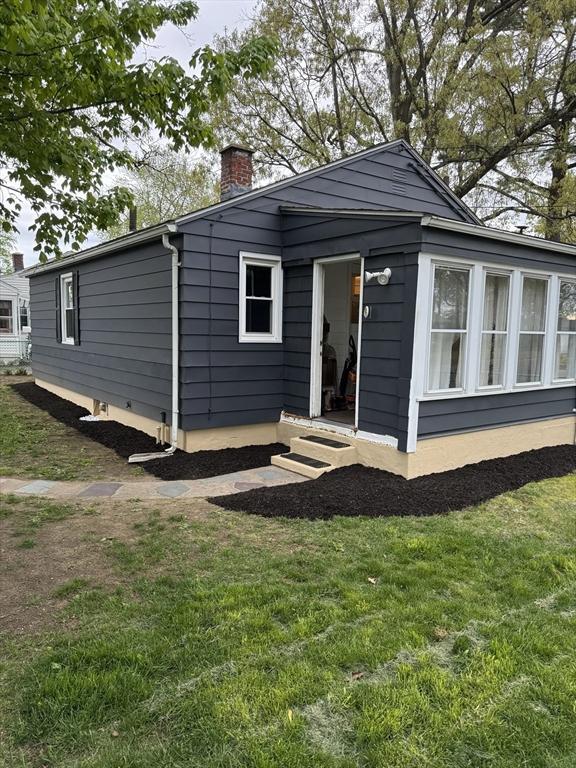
[271,451,333,479]
[290,434,357,468]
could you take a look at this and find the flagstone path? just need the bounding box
[0,465,307,501]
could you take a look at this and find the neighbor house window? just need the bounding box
[0,300,13,334]
[516,276,548,384]
[479,272,510,387]
[554,279,576,381]
[60,273,75,344]
[239,252,282,343]
[19,302,29,331]
[427,265,470,391]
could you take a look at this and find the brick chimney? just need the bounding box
[11,252,24,272]
[220,144,254,201]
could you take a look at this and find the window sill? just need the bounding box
[238,335,282,344]
[418,381,574,401]
[61,338,76,346]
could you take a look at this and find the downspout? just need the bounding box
[129,228,180,462]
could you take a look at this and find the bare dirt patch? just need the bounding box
[0,497,218,635]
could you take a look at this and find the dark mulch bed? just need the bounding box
[10,382,287,481]
[211,444,575,519]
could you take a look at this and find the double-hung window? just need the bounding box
[0,300,13,334]
[516,276,548,384]
[427,265,470,391]
[554,279,576,381]
[479,272,510,388]
[60,273,76,344]
[239,253,282,343]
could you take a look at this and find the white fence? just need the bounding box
[0,334,30,363]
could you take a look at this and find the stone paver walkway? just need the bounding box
[0,465,307,501]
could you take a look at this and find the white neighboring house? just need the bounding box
[0,252,31,363]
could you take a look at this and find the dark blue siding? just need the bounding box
[418,387,575,438]
[30,241,173,423]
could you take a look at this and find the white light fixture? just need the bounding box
[365,268,392,285]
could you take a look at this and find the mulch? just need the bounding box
[10,382,287,481]
[211,444,576,519]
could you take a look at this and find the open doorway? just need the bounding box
[310,254,363,428]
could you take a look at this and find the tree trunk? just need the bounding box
[545,121,569,242]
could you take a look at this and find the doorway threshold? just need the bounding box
[280,413,357,438]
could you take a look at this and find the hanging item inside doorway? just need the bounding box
[337,335,357,409]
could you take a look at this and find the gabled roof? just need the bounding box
[176,139,482,226]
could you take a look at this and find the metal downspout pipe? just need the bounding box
[128,227,180,462]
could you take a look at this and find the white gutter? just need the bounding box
[421,215,576,256]
[22,222,177,276]
[128,232,180,463]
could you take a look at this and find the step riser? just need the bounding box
[289,437,357,468]
[271,454,332,479]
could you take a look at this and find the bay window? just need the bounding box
[479,273,509,387]
[428,265,469,391]
[516,276,548,384]
[554,280,576,381]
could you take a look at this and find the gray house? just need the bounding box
[25,141,576,478]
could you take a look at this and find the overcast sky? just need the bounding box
[16,0,258,266]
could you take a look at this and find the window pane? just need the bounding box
[432,268,469,329]
[517,334,543,383]
[555,333,576,380]
[0,300,13,333]
[480,334,506,386]
[557,281,576,332]
[520,277,547,331]
[246,299,271,333]
[64,280,74,309]
[65,308,75,339]
[483,274,509,331]
[429,332,465,390]
[246,265,272,298]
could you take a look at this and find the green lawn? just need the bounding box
[0,377,143,480]
[1,473,575,767]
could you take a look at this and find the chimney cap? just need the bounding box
[219,143,255,155]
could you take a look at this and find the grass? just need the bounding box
[1,473,575,767]
[0,377,143,480]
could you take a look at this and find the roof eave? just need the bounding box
[422,216,576,256]
[23,222,178,277]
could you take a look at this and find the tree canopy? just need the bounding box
[100,146,218,240]
[0,0,275,259]
[212,0,576,241]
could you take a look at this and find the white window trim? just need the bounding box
[0,297,16,336]
[477,269,512,391]
[425,262,471,394]
[553,277,576,384]
[60,272,75,345]
[415,252,576,402]
[238,252,283,343]
[515,273,550,387]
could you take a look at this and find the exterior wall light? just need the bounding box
[365,268,392,285]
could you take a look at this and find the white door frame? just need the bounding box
[309,253,364,427]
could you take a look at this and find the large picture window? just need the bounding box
[554,280,576,381]
[421,257,574,400]
[428,265,470,391]
[239,253,282,343]
[479,272,510,387]
[516,276,548,384]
